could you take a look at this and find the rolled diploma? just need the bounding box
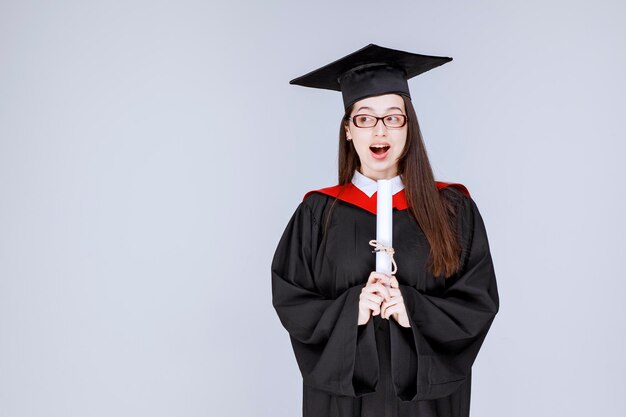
[375,179,393,276]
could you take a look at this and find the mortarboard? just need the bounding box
[289,43,452,109]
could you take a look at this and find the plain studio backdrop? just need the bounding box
[1,1,624,416]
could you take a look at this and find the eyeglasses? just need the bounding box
[346,113,408,128]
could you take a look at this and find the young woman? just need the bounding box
[271,44,499,417]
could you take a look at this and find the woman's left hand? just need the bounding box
[378,276,411,328]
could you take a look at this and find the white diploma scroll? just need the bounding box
[375,179,393,275]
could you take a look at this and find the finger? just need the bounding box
[374,273,392,286]
[362,285,386,299]
[367,272,388,285]
[371,283,391,300]
[381,299,401,319]
[390,276,399,288]
[381,303,387,319]
[383,304,402,318]
[365,300,381,315]
[376,279,391,289]
[388,288,401,297]
[362,285,378,294]
[375,272,391,281]
[368,272,391,285]
[381,297,401,310]
[362,293,383,304]
[360,299,379,315]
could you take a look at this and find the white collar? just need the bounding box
[351,170,405,198]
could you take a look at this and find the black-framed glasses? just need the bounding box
[346,113,408,128]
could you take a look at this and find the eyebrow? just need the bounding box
[355,106,403,113]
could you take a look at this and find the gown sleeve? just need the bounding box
[271,199,379,397]
[391,191,500,401]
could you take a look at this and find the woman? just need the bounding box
[271,44,499,417]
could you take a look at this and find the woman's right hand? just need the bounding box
[358,272,392,325]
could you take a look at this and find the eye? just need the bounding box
[384,114,405,127]
[356,115,374,124]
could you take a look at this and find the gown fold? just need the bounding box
[271,201,379,397]
[271,186,499,417]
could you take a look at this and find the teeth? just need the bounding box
[371,144,389,148]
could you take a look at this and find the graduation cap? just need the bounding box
[289,43,453,109]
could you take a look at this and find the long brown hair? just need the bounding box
[337,95,461,278]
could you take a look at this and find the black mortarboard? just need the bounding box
[289,43,452,109]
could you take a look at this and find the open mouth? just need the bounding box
[369,144,390,159]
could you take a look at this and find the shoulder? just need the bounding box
[438,181,471,206]
[302,184,344,206]
[298,185,340,218]
[436,181,470,197]
[303,184,345,201]
[437,181,483,229]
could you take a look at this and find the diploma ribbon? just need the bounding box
[369,239,398,275]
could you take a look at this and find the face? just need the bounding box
[344,93,408,180]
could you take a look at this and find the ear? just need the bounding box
[344,123,352,141]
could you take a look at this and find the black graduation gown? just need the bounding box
[271,185,499,417]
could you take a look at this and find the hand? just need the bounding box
[380,276,410,328]
[358,272,392,325]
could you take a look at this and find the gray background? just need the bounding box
[1,1,624,416]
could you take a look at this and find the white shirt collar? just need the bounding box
[351,170,405,198]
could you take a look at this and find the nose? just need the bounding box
[373,118,388,136]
